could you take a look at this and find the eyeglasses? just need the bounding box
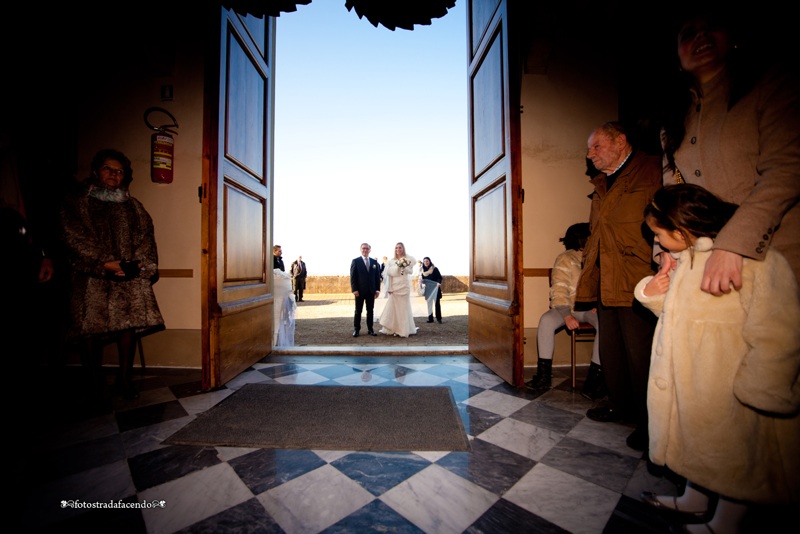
[100,165,125,177]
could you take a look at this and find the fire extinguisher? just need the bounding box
[144,107,179,184]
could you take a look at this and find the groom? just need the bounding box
[350,242,381,337]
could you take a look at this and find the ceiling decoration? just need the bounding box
[345,0,457,31]
[222,1,312,18]
[221,1,457,31]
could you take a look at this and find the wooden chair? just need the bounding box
[134,324,166,372]
[97,324,165,373]
[568,323,597,389]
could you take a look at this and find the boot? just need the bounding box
[525,359,552,394]
[581,362,607,401]
[427,314,434,323]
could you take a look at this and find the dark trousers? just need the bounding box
[597,300,656,430]
[293,279,305,301]
[353,294,375,331]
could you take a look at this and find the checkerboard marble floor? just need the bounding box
[17,355,787,533]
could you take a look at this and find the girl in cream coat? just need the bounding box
[635,185,800,533]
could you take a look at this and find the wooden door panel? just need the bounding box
[203,5,275,390]
[473,182,507,283]
[226,32,266,176]
[471,34,504,176]
[467,0,523,386]
[224,185,266,282]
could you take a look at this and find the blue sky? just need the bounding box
[274,0,468,275]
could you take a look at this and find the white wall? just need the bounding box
[75,18,205,367]
[520,32,618,366]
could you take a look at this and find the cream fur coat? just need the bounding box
[635,237,800,503]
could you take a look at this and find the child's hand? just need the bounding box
[644,262,671,296]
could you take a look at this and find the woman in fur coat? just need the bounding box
[60,149,164,404]
[635,184,800,533]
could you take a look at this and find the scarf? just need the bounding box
[87,183,130,203]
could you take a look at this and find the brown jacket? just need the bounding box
[576,149,662,307]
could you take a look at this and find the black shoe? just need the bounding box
[437,318,442,323]
[353,330,359,337]
[626,427,648,451]
[427,315,434,323]
[586,405,624,423]
[368,330,377,336]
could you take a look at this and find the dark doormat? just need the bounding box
[164,383,471,451]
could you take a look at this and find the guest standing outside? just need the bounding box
[59,149,164,404]
[273,244,284,271]
[290,255,307,302]
[420,256,443,324]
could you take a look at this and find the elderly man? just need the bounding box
[575,122,662,452]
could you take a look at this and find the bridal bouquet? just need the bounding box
[396,257,411,274]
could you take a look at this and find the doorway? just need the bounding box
[272,2,469,349]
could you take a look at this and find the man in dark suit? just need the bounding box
[290,255,307,302]
[350,242,381,337]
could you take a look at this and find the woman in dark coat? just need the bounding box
[420,256,443,323]
[60,149,164,403]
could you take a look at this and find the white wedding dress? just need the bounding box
[378,256,419,337]
[273,269,295,346]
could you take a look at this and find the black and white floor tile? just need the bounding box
[16,355,788,533]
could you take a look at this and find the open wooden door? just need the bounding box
[466,0,524,387]
[201,5,275,390]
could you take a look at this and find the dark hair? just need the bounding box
[644,184,738,261]
[660,12,763,176]
[423,256,433,266]
[560,222,591,251]
[89,148,133,187]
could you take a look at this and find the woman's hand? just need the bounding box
[103,260,126,277]
[564,314,580,330]
[702,249,743,296]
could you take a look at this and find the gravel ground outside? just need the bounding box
[291,293,468,347]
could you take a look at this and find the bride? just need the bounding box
[378,242,419,337]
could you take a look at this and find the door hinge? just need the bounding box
[198,184,204,203]
[520,188,525,203]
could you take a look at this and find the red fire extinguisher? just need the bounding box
[144,107,179,184]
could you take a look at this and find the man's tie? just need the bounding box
[364,257,369,269]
